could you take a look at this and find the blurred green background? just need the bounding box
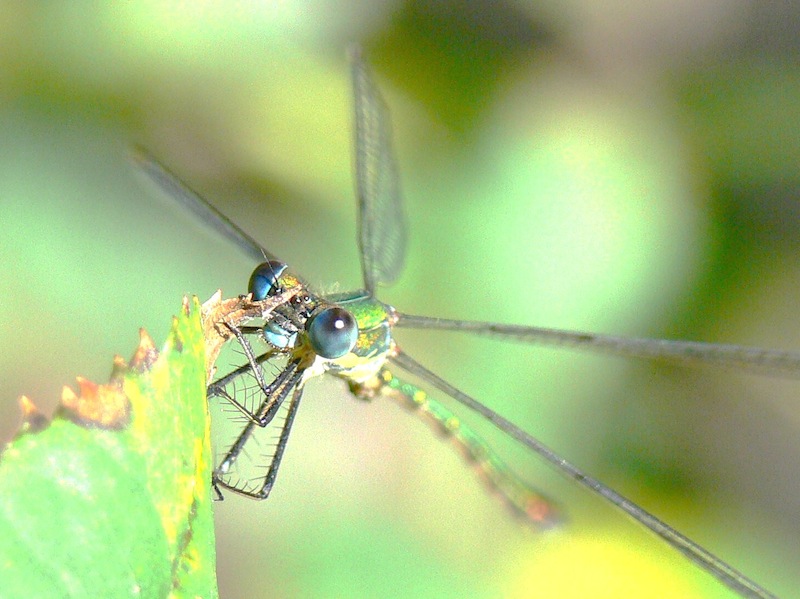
[1,2,799,598]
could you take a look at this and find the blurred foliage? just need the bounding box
[0,299,216,597]
[1,1,799,598]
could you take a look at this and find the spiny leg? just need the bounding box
[207,345,283,466]
[366,369,559,527]
[214,367,302,476]
[212,321,305,492]
[208,346,279,397]
[213,385,305,500]
[216,321,302,427]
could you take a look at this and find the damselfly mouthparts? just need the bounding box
[136,48,794,599]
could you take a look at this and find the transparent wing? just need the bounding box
[395,312,800,377]
[351,46,407,294]
[132,147,279,264]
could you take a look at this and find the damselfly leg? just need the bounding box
[210,320,309,500]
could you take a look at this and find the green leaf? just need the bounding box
[0,296,218,599]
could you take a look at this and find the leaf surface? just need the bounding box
[0,297,217,599]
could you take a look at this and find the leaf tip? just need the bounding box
[110,354,128,385]
[180,294,203,316]
[18,394,40,416]
[207,289,223,306]
[130,328,159,372]
[17,395,49,434]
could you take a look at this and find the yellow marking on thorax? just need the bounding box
[302,347,391,385]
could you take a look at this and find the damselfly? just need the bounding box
[135,48,794,599]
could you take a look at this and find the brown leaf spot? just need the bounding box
[58,376,131,430]
[181,294,191,316]
[171,316,184,353]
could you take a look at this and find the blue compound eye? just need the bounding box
[306,307,358,359]
[248,261,288,300]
